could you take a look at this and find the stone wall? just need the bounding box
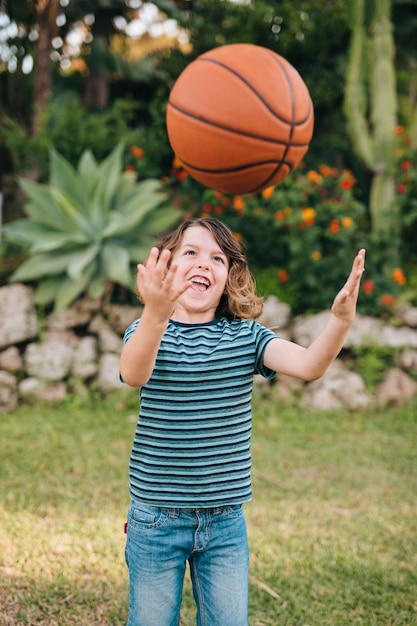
[1,284,417,412]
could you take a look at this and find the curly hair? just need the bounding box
[156,217,263,320]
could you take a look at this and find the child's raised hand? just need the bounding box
[136,247,189,320]
[331,249,366,323]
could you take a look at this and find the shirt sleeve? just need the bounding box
[252,322,279,379]
[122,318,140,345]
[120,318,140,382]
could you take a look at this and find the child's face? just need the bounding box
[171,225,229,322]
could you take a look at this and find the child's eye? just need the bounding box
[213,256,225,264]
[184,249,196,256]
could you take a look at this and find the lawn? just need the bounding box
[1,389,416,625]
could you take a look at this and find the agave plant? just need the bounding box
[5,143,182,311]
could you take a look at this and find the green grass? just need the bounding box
[1,390,417,625]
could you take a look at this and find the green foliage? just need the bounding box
[162,160,408,316]
[395,127,417,271]
[0,240,26,286]
[4,144,182,310]
[0,95,142,179]
[348,345,396,391]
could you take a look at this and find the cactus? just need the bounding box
[344,0,398,238]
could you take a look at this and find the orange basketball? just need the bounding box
[166,43,314,195]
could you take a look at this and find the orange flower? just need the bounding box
[319,165,338,177]
[262,185,275,199]
[278,269,289,283]
[214,191,223,199]
[214,205,223,215]
[301,207,316,224]
[395,126,405,136]
[233,232,244,242]
[125,165,136,172]
[381,294,397,307]
[329,219,340,234]
[341,216,353,228]
[130,145,145,159]
[307,170,323,185]
[311,250,322,261]
[172,156,182,169]
[233,196,245,211]
[392,267,406,286]
[362,279,374,294]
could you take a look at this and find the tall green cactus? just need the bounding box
[344,0,398,238]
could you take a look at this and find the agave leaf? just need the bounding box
[53,267,95,311]
[10,248,89,281]
[77,150,101,208]
[78,149,98,179]
[34,276,66,305]
[49,187,92,233]
[18,179,75,231]
[90,143,125,223]
[119,188,167,219]
[67,244,100,281]
[122,242,153,263]
[113,172,138,204]
[30,231,90,253]
[101,202,158,239]
[88,271,107,300]
[100,182,169,239]
[3,219,49,246]
[139,208,182,236]
[101,243,131,287]
[49,147,84,206]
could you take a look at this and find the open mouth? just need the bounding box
[190,276,210,292]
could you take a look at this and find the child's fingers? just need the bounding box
[343,249,366,294]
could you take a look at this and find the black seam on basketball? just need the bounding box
[167,102,310,148]
[250,163,290,193]
[179,157,292,175]
[197,56,310,126]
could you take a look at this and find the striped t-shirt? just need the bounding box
[122,316,277,508]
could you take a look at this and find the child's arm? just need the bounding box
[263,249,366,381]
[120,248,188,387]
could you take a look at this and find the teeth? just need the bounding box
[192,277,210,287]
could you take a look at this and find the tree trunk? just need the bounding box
[82,10,115,110]
[31,0,60,135]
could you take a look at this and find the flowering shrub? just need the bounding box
[394,126,417,302]
[126,147,409,316]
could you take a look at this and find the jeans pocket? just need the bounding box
[128,502,167,529]
[224,503,243,518]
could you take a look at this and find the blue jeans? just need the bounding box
[125,501,249,626]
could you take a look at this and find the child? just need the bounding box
[120,217,365,626]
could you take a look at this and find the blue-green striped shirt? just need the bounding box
[123,317,277,508]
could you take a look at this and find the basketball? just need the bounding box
[166,43,314,195]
